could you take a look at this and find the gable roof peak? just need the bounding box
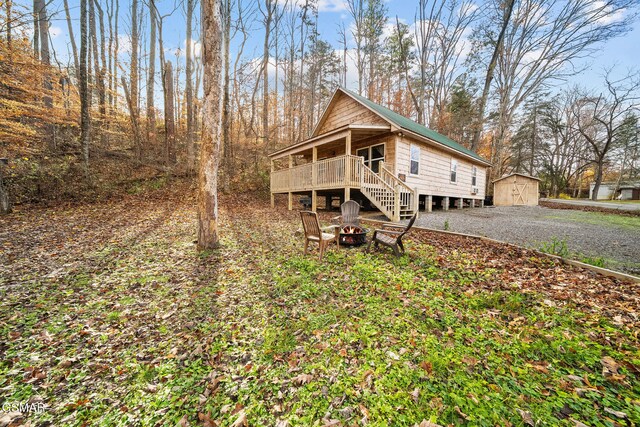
[328,87,489,165]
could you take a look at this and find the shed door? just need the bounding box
[513,182,528,205]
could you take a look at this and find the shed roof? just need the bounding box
[492,173,541,183]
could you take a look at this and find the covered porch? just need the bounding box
[269,124,417,222]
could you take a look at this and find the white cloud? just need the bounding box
[49,26,63,39]
[184,38,202,58]
[117,34,132,55]
[318,0,348,13]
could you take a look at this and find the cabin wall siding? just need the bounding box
[316,93,387,135]
[395,136,486,199]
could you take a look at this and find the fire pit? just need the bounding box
[339,225,369,247]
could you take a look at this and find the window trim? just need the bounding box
[356,143,386,173]
[450,158,458,183]
[409,144,420,176]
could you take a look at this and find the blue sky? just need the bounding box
[18,0,640,96]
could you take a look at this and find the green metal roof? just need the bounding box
[341,88,488,164]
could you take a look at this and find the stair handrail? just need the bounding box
[380,163,414,195]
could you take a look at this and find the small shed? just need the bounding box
[492,173,540,206]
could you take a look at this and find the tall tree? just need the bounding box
[572,71,640,200]
[147,0,157,146]
[259,0,277,151]
[34,0,53,149]
[221,0,232,189]
[130,0,140,141]
[363,0,386,101]
[80,0,91,177]
[471,0,514,151]
[198,0,223,249]
[185,0,196,171]
[63,0,79,79]
[164,60,176,165]
[346,0,365,95]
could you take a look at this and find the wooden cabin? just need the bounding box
[269,88,491,221]
[492,173,540,206]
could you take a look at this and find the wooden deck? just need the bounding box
[271,154,417,221]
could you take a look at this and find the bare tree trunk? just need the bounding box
[185,0,195,171]
[261,0,274,151]
[94,0,108,147]
[33,0,39,60]
[80,0,91,178]
[0,163,12,214]
[6,0,11,49]
[471,0,515,152]
[34,0,53,150]
[112,0,119,114]
[164,60,176,165]
[198,0,223,250]
[147,0,157,147]
[221,0,232,192]
[130,0,140,158]
[63,0,79,79]
[122,76,142,159]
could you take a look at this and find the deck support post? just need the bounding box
[426,195,432,212]
[394,188,401,222]
[458,198,463,209]
[270,160,275,208]
[443,196,449,211]
[312,147,318,212]
[288,192,293,210]
[480,199,485,208]
[344,130,352,196]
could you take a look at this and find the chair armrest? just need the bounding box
[381,223,405,232]
[331,215,343,225]
[375,229,403,236]
[321,224,340,233]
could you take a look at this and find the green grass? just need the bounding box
[1,201,639,427]
[544,210,640,231]
[594,199,640,204]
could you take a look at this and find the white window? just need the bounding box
[471,166,477,186]
[410,145,420,175]
[357,143,385,173]
[450,159,458,183]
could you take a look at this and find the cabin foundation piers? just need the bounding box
[443,197,449,211]
[426,195,432,213]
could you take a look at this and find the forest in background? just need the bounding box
[1,0,640,210]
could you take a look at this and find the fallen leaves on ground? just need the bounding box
[0,185,639,426]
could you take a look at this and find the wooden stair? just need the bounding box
[359,162,417,222]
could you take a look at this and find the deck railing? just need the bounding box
[271,155,363,193]
[270,154,417,221]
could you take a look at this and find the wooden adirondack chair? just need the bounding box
[300,211,340,260]
[367,213,417,257]
[331,200,361,226]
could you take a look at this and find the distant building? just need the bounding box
[589,181,640,200]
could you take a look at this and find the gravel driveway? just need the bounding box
[408,206,640,275]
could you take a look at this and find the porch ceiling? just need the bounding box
[268,124,391,160]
